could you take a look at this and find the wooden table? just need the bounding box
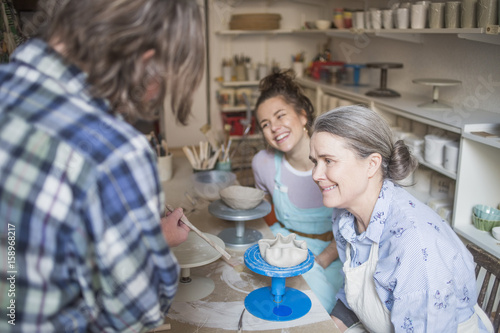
[160,150,339,332]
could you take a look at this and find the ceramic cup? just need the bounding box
[383,9,394,28]
[411,4,427,28]
[222,65,232,82]
[461,0,478,28]
[477,0,498,28]
[424,134,453,166]
[444,141,460,173]
[371,9,382,29]
[158,153,173,182]
[429,2,446,28]
[397,8,410,29]
[416,1,431,26]
[292,62,304,78]
[445,1,461,28]
[354,10,365,29]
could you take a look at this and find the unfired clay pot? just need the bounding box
[219,185,265,210]
[258,233,308,268]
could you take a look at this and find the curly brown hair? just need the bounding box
[254,69,315,132]
[37,0,204,125]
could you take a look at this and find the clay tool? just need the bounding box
[200,123,219,151]
[161,139,169,156]
[237,308,245,332]
[181,146,197,168]
[166,205,231,261]
[147,323,171,332]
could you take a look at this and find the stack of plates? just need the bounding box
[229,13,281,30]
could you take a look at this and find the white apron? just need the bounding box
[343,243,494,333]
[343,243,392,333]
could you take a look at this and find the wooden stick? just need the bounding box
[208,147,222,169]
[166,205,231,261]
[147,323,171,332]
[161,139,169,156]
[182,146,197,168]
[191,145,200,168]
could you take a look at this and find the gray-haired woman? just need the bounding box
[309,105,493,332]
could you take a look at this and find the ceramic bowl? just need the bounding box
[219,185,265,210]
[472,213,500,232]
[191,170,236,201]
[258,233,308,267]
[473,204,500,221]
[315,19,331,30]
[492,226,500,241]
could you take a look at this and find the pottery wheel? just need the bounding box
[366,62,403,97]
[209,199,271,249]
[172,232,225,302]
[413,78,461,110]
[243,244,315,321]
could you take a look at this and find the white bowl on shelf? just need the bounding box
[315,20,331,30]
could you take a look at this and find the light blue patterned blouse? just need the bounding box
[334,180,486,332]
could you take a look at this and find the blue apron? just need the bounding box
[269,152,344,313]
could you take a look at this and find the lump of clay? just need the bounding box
[258,233,308,268]
[219,185,265,210]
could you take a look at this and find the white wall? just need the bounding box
[163,0,208,148]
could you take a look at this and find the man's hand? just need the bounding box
[161,207,190,247]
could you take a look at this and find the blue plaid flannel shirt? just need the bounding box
[0,38,179,332]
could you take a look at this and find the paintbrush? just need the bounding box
[166,205,231,261]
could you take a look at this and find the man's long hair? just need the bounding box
[37,0,205,124]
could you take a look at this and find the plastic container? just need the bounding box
[192,170,236,201]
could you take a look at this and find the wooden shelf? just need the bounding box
[217,80,260,87]
[216,26,500,45]
[220,105,255,113]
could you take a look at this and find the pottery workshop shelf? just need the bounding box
[216,26,500,45]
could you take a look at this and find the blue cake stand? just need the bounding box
[244,244,314,321]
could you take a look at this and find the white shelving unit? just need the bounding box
[455,124,500,257]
